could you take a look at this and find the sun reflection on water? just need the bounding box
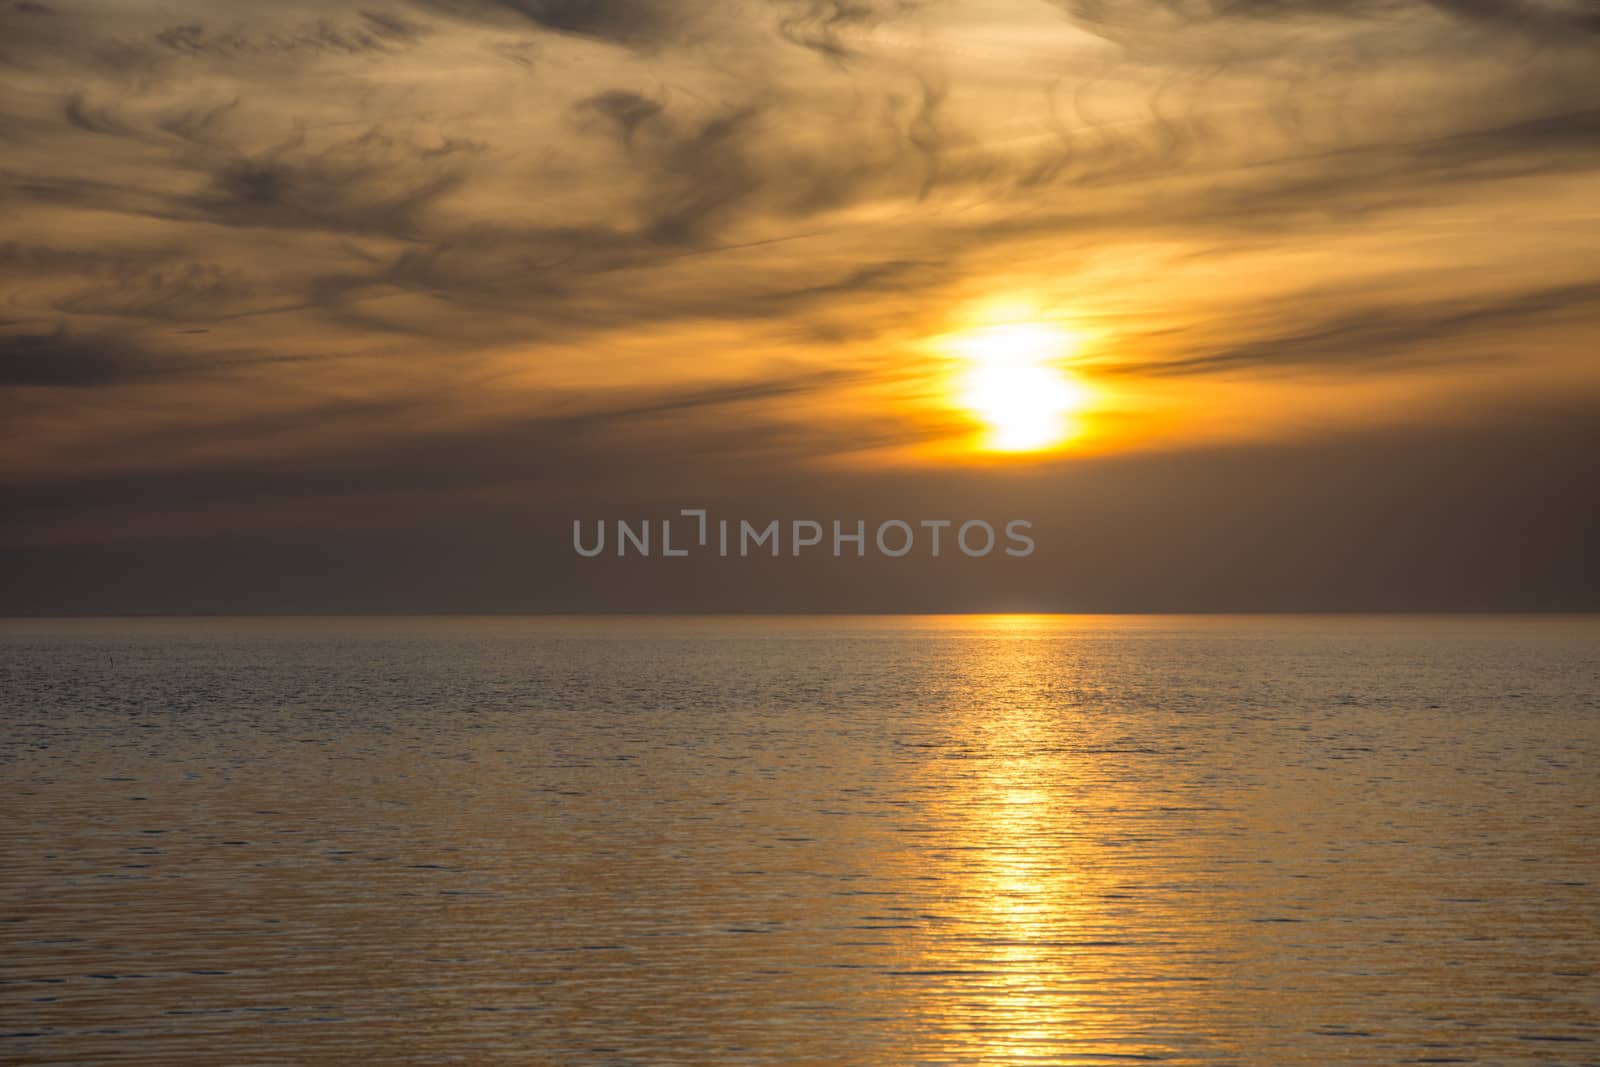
[896,616,1216,1064]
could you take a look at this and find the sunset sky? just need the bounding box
[3,0,1597,612]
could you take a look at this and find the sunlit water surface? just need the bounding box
[2,616,1597,1065]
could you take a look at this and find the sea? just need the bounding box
[2,615,1596,1065]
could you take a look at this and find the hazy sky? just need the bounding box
[2,0,1597,612]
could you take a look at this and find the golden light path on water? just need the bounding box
[894,614,1223,1063]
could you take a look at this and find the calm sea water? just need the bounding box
[2,615,1596,1065]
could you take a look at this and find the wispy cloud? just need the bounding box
[1,0,1596,611]
[0,327,167,388]
[1125,283,1600,378]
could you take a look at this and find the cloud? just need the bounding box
[0,364,864,529]
[1125,282,1600,378]
[1425,0,1600,40]
[772,0,918,60]
[1409,106,1600,171]
[1050,0,1600,43]
[185,127,479,239]
[575,89,665,149]
[0,327,166,387]
[410,0,683,47]
[152,11,429,60]
[60,90,134,136]
[570,89,771,243]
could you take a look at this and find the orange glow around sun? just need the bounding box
[946,316,1091,453]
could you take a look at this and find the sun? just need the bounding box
[950,321,1089,453]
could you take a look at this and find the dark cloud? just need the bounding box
[1129,282,1600,378]
[567,84,959,246]
[0,327,164,388]
[61,91,133,136]
[570,91,777,245]
[986,97,1600,244]
[155,97,241,146]
[772,0,918,60]
[1052,0,1600,41]
[1409,107,1600,170]
[0,240,285,325]
[1032,0,1600,204]
[759,258,933,307]
[3,5,429,82]
[2,171,167,219]
[575,90,665,149]
[0,326,311,392]
[0,365,862,524]
[152,11,429,60]
[189,128,477,238]
[640,106,766,244]
[1426,0,1600,39]
[57,261,263,323]
[412,0,681,47]
[0,240,143,278]
[278,92,884,338]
